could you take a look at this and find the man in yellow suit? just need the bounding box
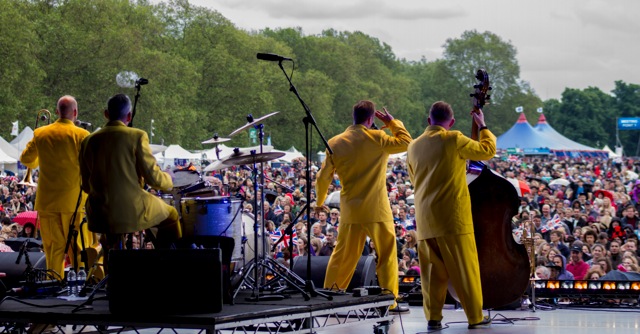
[20,95,98,279]
[315,100,412,312]
[79,94,180,254]
[407,101,494,330]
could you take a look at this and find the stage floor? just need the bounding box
[362,303,640,334]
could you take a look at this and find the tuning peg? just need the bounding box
[487,95,491,100]
[470,93,475,97]
[473,84,481,89]
[489,86,493,90]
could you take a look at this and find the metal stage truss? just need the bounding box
[0,292,395,334]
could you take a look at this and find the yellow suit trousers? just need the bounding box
[324,221,399,307]
[417,234,484,324]
[39,211,100,279]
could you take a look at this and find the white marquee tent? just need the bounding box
[10,126,33,152]
[154,144,201,169]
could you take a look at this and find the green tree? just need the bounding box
[0,0,44,138]
[546,87,614,149]
[611,81,640,153]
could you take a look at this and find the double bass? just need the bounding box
[459,69,530,309]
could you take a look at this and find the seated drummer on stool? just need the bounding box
[79,94,182,263]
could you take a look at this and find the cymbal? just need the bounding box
[228,111,279,137]
[222,151,285,166]
[201,135,231,144]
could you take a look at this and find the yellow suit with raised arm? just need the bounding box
[407,125,496,325]
[20,118,97,278]
[315,119,412,306]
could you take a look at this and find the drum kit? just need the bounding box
[160,111,309,302]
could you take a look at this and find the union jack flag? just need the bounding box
[270,229,298,251]
[541,216,563,233]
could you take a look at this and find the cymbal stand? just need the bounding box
[232,125,310,302]
[276,59,333,300]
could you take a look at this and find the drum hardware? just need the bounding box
[201,133,231,160]
[221,150,285,166]
[201,134,231,145]
[228,121,310,302]
[228,112,279,137]
[179,180,210,195]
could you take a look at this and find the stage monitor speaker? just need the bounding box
[175,236,235,304]
[108,248,222,315]
[0,252,46,289]
[292,256,377,292]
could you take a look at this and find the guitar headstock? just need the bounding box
[470,69,491,112]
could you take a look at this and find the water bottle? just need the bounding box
[67,269,77,296]
[77,267,87,295]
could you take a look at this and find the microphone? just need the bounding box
[75,120,92,128]
[136,77,149,86]
[256,53,292,62]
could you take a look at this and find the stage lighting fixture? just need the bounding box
[534,280,640,300]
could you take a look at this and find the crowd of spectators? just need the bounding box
[4,154,640,281]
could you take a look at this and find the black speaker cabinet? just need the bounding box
[0,252,46,288]
[292,256,377,291]
[108,248,222,315]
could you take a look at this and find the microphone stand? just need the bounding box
[129,80,143,128]
[15,238,30,266]
[277,60,332,300]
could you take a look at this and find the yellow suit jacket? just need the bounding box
[79,121,173,234]
[316,120,412,224]
[20,119,89,212]
[407,125,496,240]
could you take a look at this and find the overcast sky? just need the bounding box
[184,0,639,101]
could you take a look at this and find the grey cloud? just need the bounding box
[214,0,465,21]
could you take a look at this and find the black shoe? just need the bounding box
[427,320,442,329]
[389,305,410,313]
[468,316,491,329]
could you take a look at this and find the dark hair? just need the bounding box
[327,227,338,239]
[353,100,375,124]
[429,101,453,123]
[107,94,131,121]
[550,230,564,238]
[583,229,598,239]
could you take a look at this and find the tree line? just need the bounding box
[1,0,639,156]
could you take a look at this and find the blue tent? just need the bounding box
[497,113,563,151]
[496,113,607,157]
[533,114,598,151]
